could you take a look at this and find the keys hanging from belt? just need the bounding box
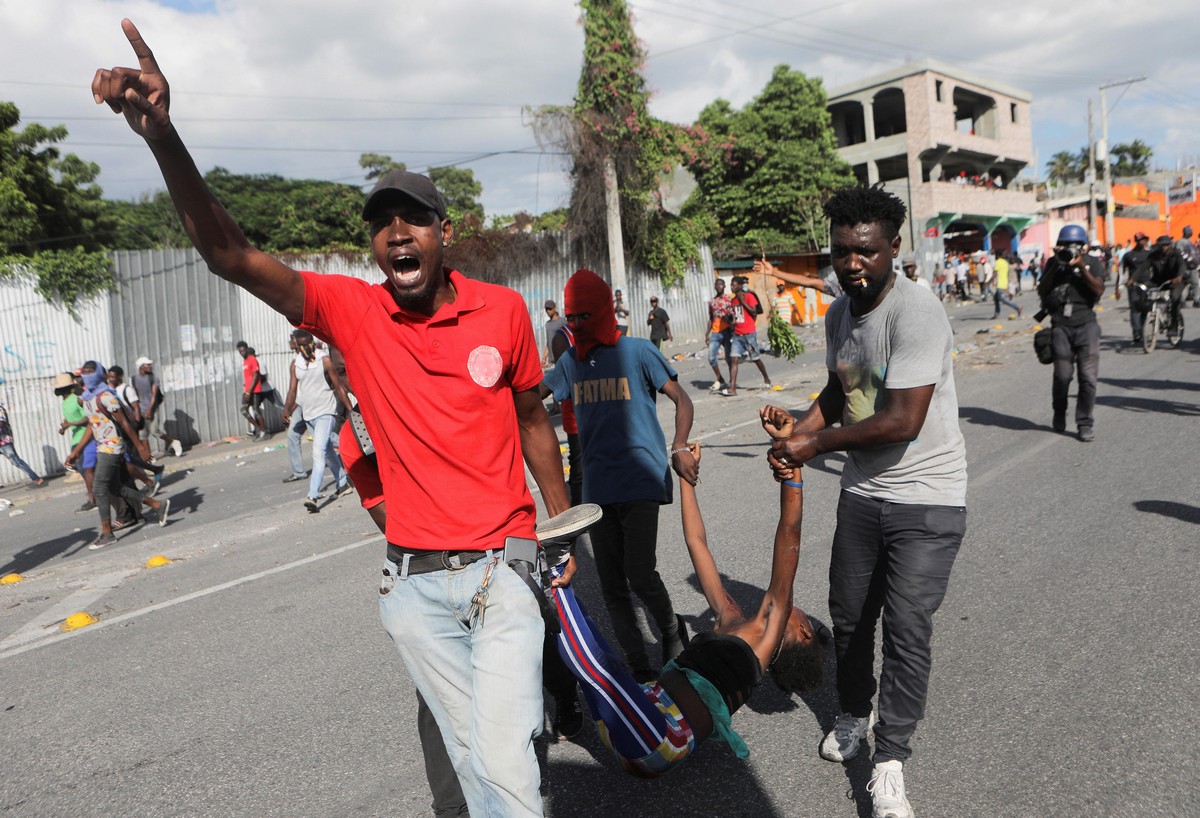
[466,560,497,628]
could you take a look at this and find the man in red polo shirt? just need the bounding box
[93,22,570,817]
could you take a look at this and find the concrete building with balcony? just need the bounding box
[826,60,1039,270]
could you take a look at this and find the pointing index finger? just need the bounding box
[121,18,161,75]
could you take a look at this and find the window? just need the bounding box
[1010,102,1018,123]
[935,80,943,102]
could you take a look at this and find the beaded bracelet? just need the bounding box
[669,447,691,456]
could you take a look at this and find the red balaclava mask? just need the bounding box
[563,268,620,360]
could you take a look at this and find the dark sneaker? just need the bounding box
[304,498,319,513]
[552,695,585,741]
[76,501,97,513]
[337,482,356,498]
[1077,427,1095,442]
[88,533,118,550]
[820,711,876,762]
[156,498,171,527]
[282,473,308,484]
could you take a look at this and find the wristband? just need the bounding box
[669,447,691,456]
[783,479,803,489]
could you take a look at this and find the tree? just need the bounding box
[683,65,856,255]
[1110,139,1152,177]
[532,0,711,286]
[203,168,368,253]
[428,165,484,231]
[0,102,115,314]
[1046,151,1079,185]
[359,153,406,181]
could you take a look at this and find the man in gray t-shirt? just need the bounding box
[767,186,966,818]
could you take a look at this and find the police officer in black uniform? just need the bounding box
[1037,224,1107,441]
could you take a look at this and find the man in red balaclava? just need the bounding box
[542,269,698,681]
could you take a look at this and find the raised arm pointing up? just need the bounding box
[92,19,305,322]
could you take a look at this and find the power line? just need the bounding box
[20,113,526,123]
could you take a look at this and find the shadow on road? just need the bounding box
[958,406,1045,432]
[1094,395,1200,416]
[1132,500,1200,525]
[0,528,95,576]
[1099,376,1200,393]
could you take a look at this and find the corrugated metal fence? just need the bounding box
[0,239,714,484]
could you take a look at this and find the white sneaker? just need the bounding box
[170,440,183,457]
[709,381,724,392]
[868,760,913,818]
[819,710,875,762]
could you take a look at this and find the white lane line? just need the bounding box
[0,534,383,662]
[0,568,138,651]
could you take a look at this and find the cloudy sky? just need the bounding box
[3,0,1199,221]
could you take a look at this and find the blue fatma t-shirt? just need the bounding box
[544,336,677,506]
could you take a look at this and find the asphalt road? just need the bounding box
[1,291,1196,818]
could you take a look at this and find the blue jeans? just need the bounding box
[707,328,732,369]
[1,442,41,482]
[379,556,545,817]
[286,413,345,500]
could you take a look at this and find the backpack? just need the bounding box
[745,291,764,316]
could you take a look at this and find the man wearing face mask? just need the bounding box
[1037,224,1107,441]
[542,269,697,683]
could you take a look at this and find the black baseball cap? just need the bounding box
[362,170,447,221]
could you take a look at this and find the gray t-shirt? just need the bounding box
[824,273,967,506]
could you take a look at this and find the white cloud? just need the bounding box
[2,0,1198,219]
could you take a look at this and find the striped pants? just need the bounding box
[550,566,696,778]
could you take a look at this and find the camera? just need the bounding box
[1034,308,1049,322]
[1055,246,1080,264]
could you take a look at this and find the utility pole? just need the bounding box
[1099,77,1148,246]
[1087,99,1097,243]
[602,154,628,301]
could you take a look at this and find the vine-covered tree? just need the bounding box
[533,0,712,285]
[683,65,855,255]
[428,165,485,231]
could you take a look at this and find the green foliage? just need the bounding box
[359,153,406,181]
[204,167,368,253]
[683,65,855,255]
[1045,150,1081,185]
[1111,139,1152,177]
[0,101,112,255]
[0,248,114,317]
[0,102,119,313]
[428,165,484,231]
[767,312,805,362]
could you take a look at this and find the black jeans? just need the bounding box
[591,499,678,673]
[829,490,966,763]
[415,690,468,816]
[93,451,145,526]
[1051,320,1101,430]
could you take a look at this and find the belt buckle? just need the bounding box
[440,550,466,571]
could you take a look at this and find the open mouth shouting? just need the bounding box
[390,252,422,285]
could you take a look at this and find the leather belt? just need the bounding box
[386,543,493,575]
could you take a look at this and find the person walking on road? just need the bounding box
[92,23,571,815]
[724,276,773,396]
[132,356,182,457]
[767,186,968,818]
[66,361,170,548]
[991,252,1022,319]
[705,278,734,392]
[1037,224,1107,441]
[282,329,351,512]
[646,296,672,349]
[542,268,697,682]
[0,401,46,488]
[236,341,272,440]
[54,372,96,510]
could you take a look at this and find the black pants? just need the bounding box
[93,451,145,525]
[829,490,965,763]
[415,691,468,816]
[1051,320,1101,430]
[591,499,677,674]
